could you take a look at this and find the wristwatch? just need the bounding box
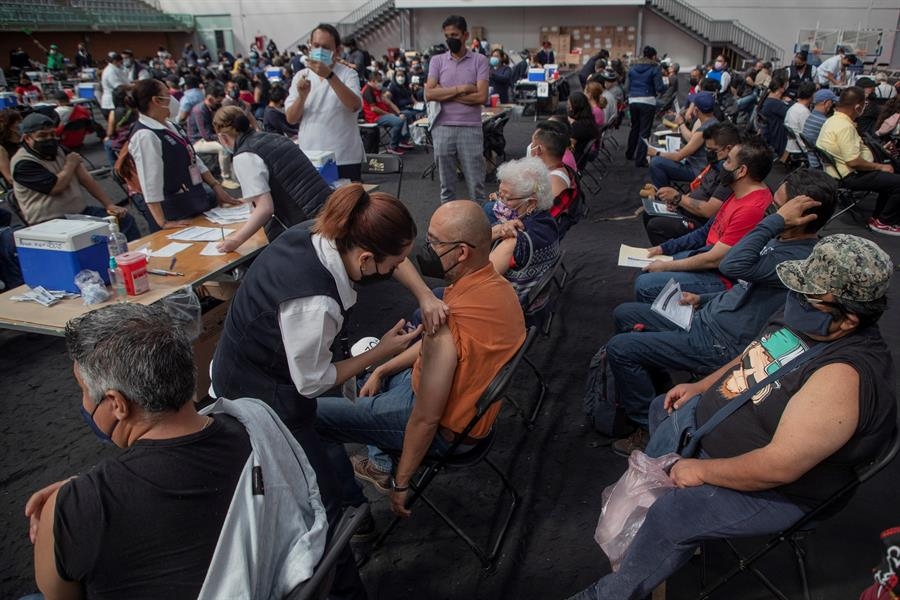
[390,477,408,492]
[326,70,335,80]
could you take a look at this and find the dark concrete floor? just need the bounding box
[1,113,898,599]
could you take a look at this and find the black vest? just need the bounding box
[787,64,814,95]
[211,224,345,428]
[233,131,332,241]
[132,120,214,220]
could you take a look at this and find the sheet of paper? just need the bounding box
[200,242,227,256]
[617,244,673,268]
[204,204,251,224]
[665,135,682,152]
[673,98,681,114]
[167,226,234,242]
[149,242,192,258]
[651,278,694,331]
[653,129,678,137]
[641,197,680,218]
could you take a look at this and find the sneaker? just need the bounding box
[351,455,391,495]
[611,428,650,457]
[385,146,405,155]
[398,141,415,150]
[221,179,241,190]
[868,218,900,237]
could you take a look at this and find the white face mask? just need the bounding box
[396,76,406,85]
[168,96,180,120]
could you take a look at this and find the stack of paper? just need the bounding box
[204,204,251,224]
[617,244,674,268]
[167,226,235,242]
[642,198,680,218]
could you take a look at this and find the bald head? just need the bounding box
[428,201,491,276]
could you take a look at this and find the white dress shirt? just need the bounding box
[129,113,208,204]
[278,234,358,398]
[232,152,269,198]
[285,62,365,167]
[100,63,131,110]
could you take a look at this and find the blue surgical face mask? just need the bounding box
[80,402,116,444]
[783,292,835,337]
[309,47,333,65]
[490,56,500,67]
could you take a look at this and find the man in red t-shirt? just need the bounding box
[634,138,773,303]
[15,73,43,105]
[362,71,413,155]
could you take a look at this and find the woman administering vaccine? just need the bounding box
[284,23,366,182]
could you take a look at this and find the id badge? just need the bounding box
[189,164,202,186]
[342,376,357,403]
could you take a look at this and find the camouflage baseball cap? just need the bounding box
[776,234,893,302]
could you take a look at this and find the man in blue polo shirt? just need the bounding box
[425,15,489,203]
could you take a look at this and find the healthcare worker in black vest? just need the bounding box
[211,185,446,599]
[212,105,333,251]
[127,78,239,231]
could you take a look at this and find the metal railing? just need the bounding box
[647,0,782,62]
[0,2,194,31]
[337,0,395,38]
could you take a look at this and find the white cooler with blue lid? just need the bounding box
[14,219,111,292]
[302,150,339,185]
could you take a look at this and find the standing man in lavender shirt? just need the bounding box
[426,15,490,203]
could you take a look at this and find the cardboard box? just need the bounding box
[193,300,230,401]
[565,53,582,66]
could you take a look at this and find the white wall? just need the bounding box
[641,9,705,70]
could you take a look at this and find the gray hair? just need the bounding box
[496,156,554,212]
[65,303,196,412]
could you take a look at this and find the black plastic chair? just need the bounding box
[697,398,900,600]
[361,153,404,199]
[800,134,868,224]
[372,326,542,569]
[285,505,368,600]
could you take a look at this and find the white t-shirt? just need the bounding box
[232,152,270,198]
[285,62,365,167]
[816,55,842,85]
[100,64,131,110]
[550,167,571,188]
[784,102,811,154]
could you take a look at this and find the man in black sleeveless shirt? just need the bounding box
[569,234,896,600]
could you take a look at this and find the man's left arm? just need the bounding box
[672,363,860,490]
[309,62,362,113]
[456,57,490,106]
[391,325,458,517]
[645,240,731,273]
[34,489,82,600]
[74,163,127,217]
[717,213,784,281]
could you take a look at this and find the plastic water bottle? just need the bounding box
[108,257,126,301]
[106,216,128,257]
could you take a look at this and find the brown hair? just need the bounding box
[126,78,166,114]
[584,81,604,105]
[312,183,417,260]
[0,109,23,144]
[213,105,251,137]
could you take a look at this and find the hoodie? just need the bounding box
[625,58,666,104]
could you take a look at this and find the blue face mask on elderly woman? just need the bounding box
[783,292,838,337]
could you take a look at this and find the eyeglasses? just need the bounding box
[425,237,476,250]
[489,191,532,205]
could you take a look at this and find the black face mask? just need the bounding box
[355,263,395,286]
[445,37,463,54]
[416,244,457,279]
[705,149,720,166]
[719,164,741,187]
[31,139,59,159]
[689,77,699,86]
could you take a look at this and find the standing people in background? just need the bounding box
[187,81,239,189]
[120,49,150,81]
[285,24,365,181]
[536,41,555,66]
[46,44,64,73]
[362,70,414,155]
[198,44,212,66]
[9,47,33,79]
[426,14,490,203]
[212,106,331,249]
[344,37,370,87]
[182,43,198,67]
[74,43,92,69]
[127,78,237,231]
[706,55,731,94]
[489,49,513,104]
[785,50,816,98]
[625,46,666,168]
[100,53,130,119]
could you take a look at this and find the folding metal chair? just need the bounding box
[286,505,369,600]
[799,135,867,223]
[361,153,404,199]
[373,326,543,569]
[698,398,900,600]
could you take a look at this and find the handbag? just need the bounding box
[645,342,828,458]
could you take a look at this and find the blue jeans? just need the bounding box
[315,368,457,506]
[606,302,733,426]
[81,205,141,241]
[649,156,697,188]
[633,252,728,303]
[376,113,409,148]
[570,395,806,599]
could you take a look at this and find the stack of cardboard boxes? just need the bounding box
[539,25,637,66]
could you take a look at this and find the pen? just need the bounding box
[147,268,184,277]
[169,257,177,271]
[220,227,225,241]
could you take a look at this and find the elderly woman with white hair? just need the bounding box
[489,156,561,306]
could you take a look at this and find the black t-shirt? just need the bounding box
[697,317,896,509]
[570,118,598,163]
[13,150,59,195]
[54,414,251,599]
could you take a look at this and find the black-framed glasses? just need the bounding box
[425,237,476,250]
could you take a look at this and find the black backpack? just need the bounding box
[583,345,629,437]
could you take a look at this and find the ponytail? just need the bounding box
[312,184,416,260]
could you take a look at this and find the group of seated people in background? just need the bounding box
[4,25,899,600]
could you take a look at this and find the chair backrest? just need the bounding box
[467,326,539,429]
[362,153,402,176]
[3,188,28,226]
[522,252,564,313]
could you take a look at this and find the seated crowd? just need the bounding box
[6,17,897,600]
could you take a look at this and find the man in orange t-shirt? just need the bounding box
[316,201,525,517]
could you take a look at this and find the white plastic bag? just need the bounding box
[162,286,203,341]
[594,451,681,571]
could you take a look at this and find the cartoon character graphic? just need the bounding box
[719,328,809,404]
